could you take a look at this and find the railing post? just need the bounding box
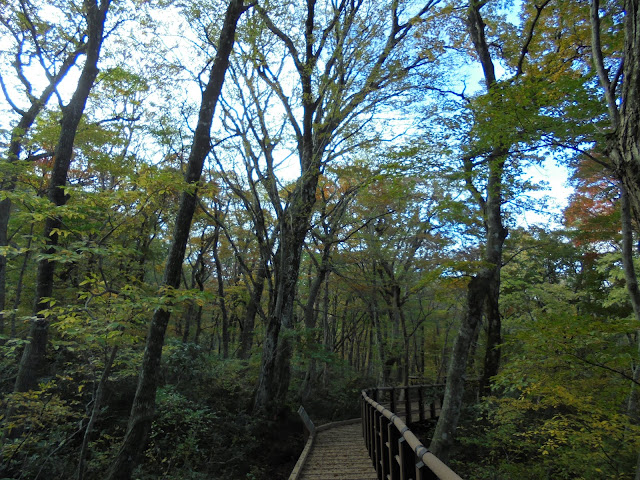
[390,387,396,413]
[374,410,383,479]
[369,403,376,459]
[416,459,439,480]
[297,406,315,444]
[366,402,371,455]
[360,384,465,480]
[363,398,369,447]
[430,388,437,419]
[417,460,425,480]
[363,397,367,437]
[388,419,400,480]
[379,416,389,480]
[398,436,414,480]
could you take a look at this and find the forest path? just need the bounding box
[291,421,376,480]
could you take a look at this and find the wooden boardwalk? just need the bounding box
[290,421,376,480]
[289,385,458,480]
[394,400,441,423]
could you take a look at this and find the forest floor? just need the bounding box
[251,411,306,479]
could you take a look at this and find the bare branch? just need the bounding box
[611,58,624,95]
[565,350,640,386]
[0,72,26,115]
[255,6,303,73]
[549,139,614,170]
[315,0,350,59]
[323,1,438,136]
[463,153,487,211]
[516,0,552,76]
[590,0,620,128]
[255,62,303,147]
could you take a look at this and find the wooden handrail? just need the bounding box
[361,386,463,480]
[364,384,445,426]
[369,384,446,392]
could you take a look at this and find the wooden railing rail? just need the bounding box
[361,387,463,480]
[365,384,445,426]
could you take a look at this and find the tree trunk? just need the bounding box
[212,219,230,358]
[252,3,330,410]
[192,305,203,345]
[620,186,640,422]
[181,302,194,343]
[468,0,508,392]
[621,184,640,324]
[300,241,333,398]
[367,257,390,385]
[430,0,509,459]
[253,152,327,413]
[254,211,311,414]
[8,224,34,338]
[76,346,118,480]
[238,262,265,359]
[592,0,640,434]
[429,274,486,461]
[481,252,503,392]
[14,0,111,393]
[366,315,374,376]
[250,0,432,414]
[590,0,640,219]
[590,11,640,469]
[0,34,82,335]
[432,151,508,460]
[300,266,328,400]
[321,272,332,389]
[105,3,247,478]
[373,303,390,385]
[619,0,640,215]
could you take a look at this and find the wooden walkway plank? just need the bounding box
[292,422,376,480]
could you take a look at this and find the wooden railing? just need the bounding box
[367,384,445,425]
[361,385,463,480]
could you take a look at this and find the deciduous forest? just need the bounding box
[1,0,640,478]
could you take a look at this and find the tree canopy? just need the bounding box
[1,0,640,479]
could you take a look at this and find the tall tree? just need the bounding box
[430,0,552,460]
[222,0,440,416]
[590,0,640,221]
[589,6,640,462]
[106,2,250,478]
[299,171,360,398]
[0,0,88,334]
[13,0,112,393]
